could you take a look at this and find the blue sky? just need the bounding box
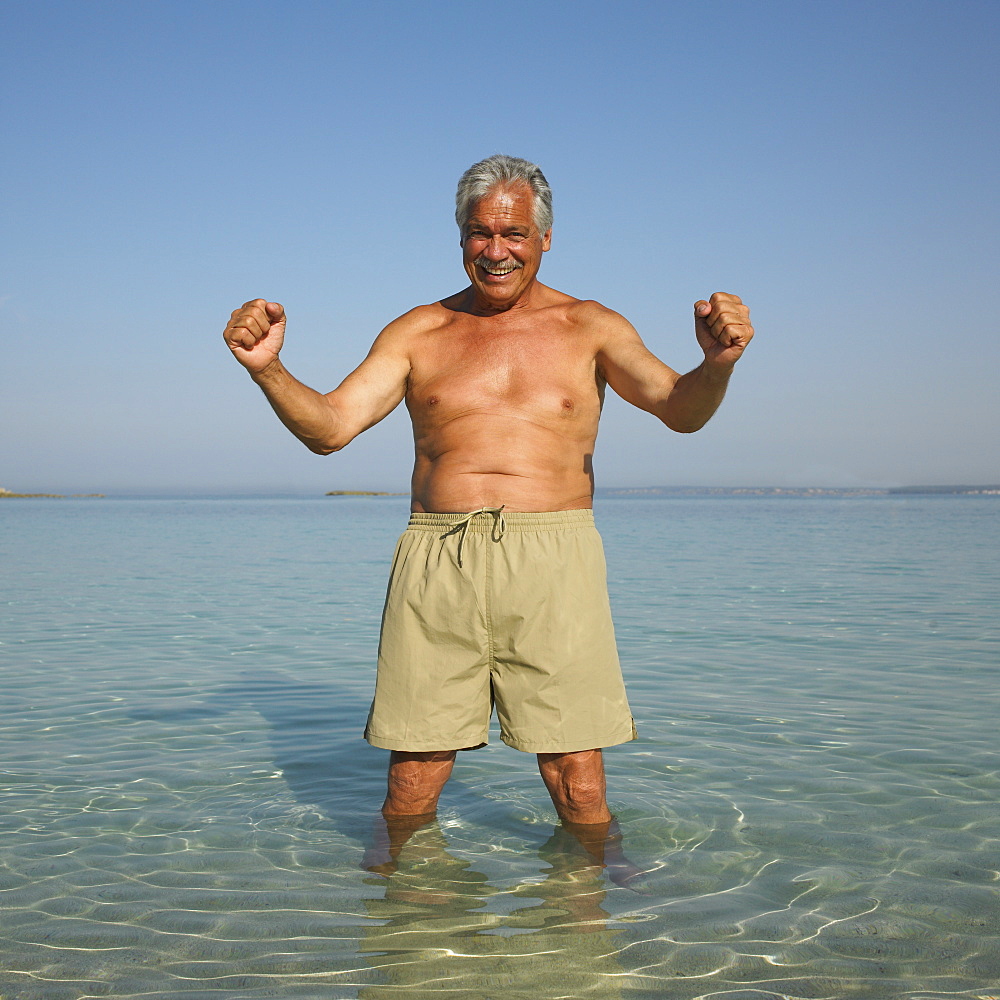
[2,0,997,493]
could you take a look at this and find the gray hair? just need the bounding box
[455,154,553,234]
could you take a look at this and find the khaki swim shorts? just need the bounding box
[364,508,636,754]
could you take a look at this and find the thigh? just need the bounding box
[388,749,458,784]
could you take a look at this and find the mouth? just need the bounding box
[475,257,523,277]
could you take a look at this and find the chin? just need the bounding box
[480,281,520,300]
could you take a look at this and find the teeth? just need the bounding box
[475,258,521,275]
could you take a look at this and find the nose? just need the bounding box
[483,235,508,259]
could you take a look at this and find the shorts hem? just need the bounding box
[500,720,637,754]
[364,731,489,752]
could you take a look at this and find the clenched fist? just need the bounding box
[693,292,753,371]
[224,299,286,375]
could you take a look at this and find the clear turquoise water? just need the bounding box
[1,495,998,1000]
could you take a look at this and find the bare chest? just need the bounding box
[406,324,601,423]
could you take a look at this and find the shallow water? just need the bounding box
[2,495,998,999]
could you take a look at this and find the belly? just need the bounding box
[409,411,597,512]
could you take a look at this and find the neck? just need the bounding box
[464,280,544,316]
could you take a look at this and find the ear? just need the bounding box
[541,229,552,252]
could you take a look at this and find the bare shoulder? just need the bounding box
[564,298,642,344]
[367,301,451,357]
[568,300,677,388]
[384,301,453,334]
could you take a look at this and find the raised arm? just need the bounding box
[224,299,411,454]
[596,293,753,433]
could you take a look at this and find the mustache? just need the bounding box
[473,256,524,273]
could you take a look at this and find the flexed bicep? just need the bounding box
[322,345,410,447]
[596,312,681,416]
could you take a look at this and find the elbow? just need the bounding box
[306,440,348,456]
[303,434,351,456]
[659,412,708,435]
[654,400,704,435]
[299,415,359,456]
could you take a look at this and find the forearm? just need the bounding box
[657,361,733,433]
[250,360,346,454]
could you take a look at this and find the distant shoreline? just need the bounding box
[324,490,408,497]
[2,486,996,500]
[602,485,1000,497]
[0,489,104,499]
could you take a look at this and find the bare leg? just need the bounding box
[536,748,612,825]
[382,749,457,817]
[363,810,438,876]
[559,817,648,891]
[364,750,457,875]
[537,751,648,890]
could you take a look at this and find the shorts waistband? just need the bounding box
[406,508,595,532]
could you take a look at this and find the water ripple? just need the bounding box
[2,496,999,998]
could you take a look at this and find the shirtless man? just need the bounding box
[223,155,753,834]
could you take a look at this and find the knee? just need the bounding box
[386,767,431,805]
[552,777,611,824]
[555,775,606,812]
[384,777,437,816]
[539,752,610,824]
[383,752,455,815]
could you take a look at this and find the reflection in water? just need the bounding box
[359,818,629,999]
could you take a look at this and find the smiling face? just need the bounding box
[460,183,552,313]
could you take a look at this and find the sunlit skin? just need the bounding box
[460,184,552,314]
[223,180,754,831]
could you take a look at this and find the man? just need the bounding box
[223,154,753,835]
